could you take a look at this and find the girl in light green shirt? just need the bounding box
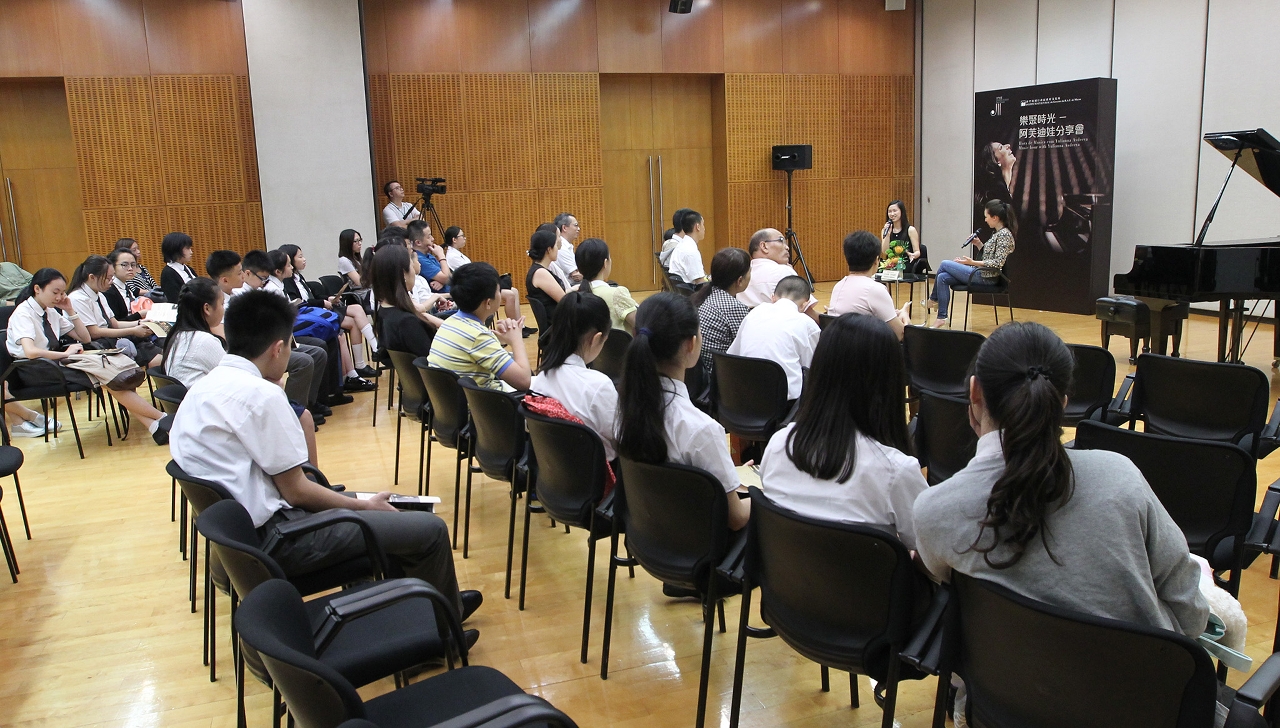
[574,238,638,334]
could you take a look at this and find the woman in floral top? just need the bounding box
[927,199,1015,328]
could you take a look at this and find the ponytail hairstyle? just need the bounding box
[541,291,611,371]
[528,227,558,262]
[690,247,750,307]
[338,229,362,273]
[266,249,290,278]
[370,243,417,314]
[443,226,463,248]
[616,293,701,464]
[69,255,112,293]
[574,238,609,290]
[163,277,225,361]
[16,268,66,306]
[966,321,1075,569]
[984,198,1018,237]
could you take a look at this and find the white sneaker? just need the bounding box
[10,420,47,438]
[32,414,62,432]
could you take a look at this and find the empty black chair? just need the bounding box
[1064,343,1116,426]
[387,350,430,494]
[459,378,528,571]
[712,351,793,445]
[305,280,327,301]
[147,365,181,408]
[902,325,985,399]
[235,578,578,728]
[601,459,741,728]
[0,485,18,583]
[319,274,345,296]
[727,487,929,728]
[1129,354,1269,458]
[417,360,475,553]
[1073,420,1255,597]
[817,313,839,330]
[950,272,1013,331]
[586,329,630,381]
[912,391,977,485]
[153,384,186,417]
[0,408,30,541]
[684,360,713,414]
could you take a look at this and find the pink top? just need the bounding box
[827,274,896,321]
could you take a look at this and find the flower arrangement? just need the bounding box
[879,244,907,272]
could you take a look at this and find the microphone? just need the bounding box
[960,229,981,250]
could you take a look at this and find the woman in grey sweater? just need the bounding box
[913,322,1208,637]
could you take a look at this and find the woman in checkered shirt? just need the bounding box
[690,247,752,377]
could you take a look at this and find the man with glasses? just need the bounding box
[738,228,818,320]
[552,212,582,283]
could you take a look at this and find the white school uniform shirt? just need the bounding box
[264,276,290,299]
[530,354,619,461]
[167,261,196,285]
[69,283,114,328]
[445,247,471,271]
[660,377,740,493]
[552,236,578,282]
[659,235,682,267]
[737,257,817,309]
[112,277,135,307]
[6,296,73,358]
[164,330,227,388]
[382,201,421,226]
[759,424,929,550]
[170,354,309,527]
[410,275,435,306]
[666,235,706,283]
[727,298,820,400]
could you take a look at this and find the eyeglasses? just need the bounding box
[118,262,139,269]
[764,237,785,245]
[250,272,269,283]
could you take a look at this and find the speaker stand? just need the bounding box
[783,169,814,285]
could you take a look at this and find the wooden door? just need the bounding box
[0,80,88,276]
[601,74,715,291]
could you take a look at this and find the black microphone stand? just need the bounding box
[783,169,814,285]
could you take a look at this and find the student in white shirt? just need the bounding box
[759,313,927,549]
[6,268,168,444]
[442,226,522,322]
[381,180,421,227]
[667,209,709,285]
[616,293,750,532]
[530,291,619,461]
[726,275,821,402]
[738,228,818,318]
[659,209,689,267]
[552,212,582,283]
[67,255,163,368]
[169,289,483,630]
[161,277,227,388]
[241,251,330,408]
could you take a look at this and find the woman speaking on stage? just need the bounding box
[926,199,1016,328]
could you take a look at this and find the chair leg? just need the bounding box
[0,507,18,583]
[171,477,177,523]
[393,408,402,485]
[728,579,752,728]
[64,394,84,459]
[180,492,188,558]
[695,578,719,728]
[208,540,217,682]
[963,293,971,331]
[718,599,726,633]
[452,450,463,549]
[580,535,597,665]
[417,421,427,497]
[203,538,210,666]
[850,672,859,708]
[41,399,49,443]
[518,490,533,610]
[880,657,902,728]
[424,417,434,497]
[463,451,475,558]
[190,517,199,613]
[1270,554,1278,579]
[505,479,518,600]
[236,648,247,728]
[12,473,29,540]
[273,687,283,728]
[931,669,951,728]
[600,531,620,680]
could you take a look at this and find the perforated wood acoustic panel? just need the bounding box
[727,182,785,250]
[235,75,260,203]
[65,77,163,209]
[791,179,843,281]
[369,73,398,211]
[784,75,840,180]
[533,74,602,190]
[167,204,250,257]
[841,76,894,179]
[464,74,536,192]
[893,75,914,178]
[844,178,895,235]
[152,76,245,205]
[894,178,914,215]
[246,202,265,253]
[538,188,604,240]
[725,74,786,183]
[390,74,467,194]
[82,207,168,271]
[468,191,541,288]
[425,192,472,244]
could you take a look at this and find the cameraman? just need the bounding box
[381,180,421,227]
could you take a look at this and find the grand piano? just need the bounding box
[1114,129,1280,364]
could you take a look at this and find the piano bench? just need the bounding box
[1096,296,1151,363]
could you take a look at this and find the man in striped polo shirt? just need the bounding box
[427,262,533,391]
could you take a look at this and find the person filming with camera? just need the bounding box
[381,180,421,228]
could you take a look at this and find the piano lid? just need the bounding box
[1204,129,1280,197]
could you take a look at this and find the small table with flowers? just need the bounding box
[874,271,930,308]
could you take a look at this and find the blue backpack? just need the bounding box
[293,306,341,341]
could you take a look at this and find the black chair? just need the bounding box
[416,360,475,553]
[1129,354,1270,458]
[459,378,529,571]
[949,272,1013,331]
[527,298,550,366]
[654,252,696,296]
[370,309,397,426]
[684,361,713,414]
[387,351,430,494]
[712,351,794,446]
[319,274,345,296]
[153,384,186,417]
[817,313,839,330]
[601,459,741,728]
[1064,343,1116,426]
[0,406,30,541]
[911,391,977,485]
[902,325,985,399]
[153,381,189,549]
[726,488,929,728]
[0,484,18,583]
[305,280,327,301]
[1073,420,1255,597]
[235,578,578,728]
[147,364,181,408]
[586,329,631,381]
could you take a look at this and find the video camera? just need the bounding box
[416,177,447,196]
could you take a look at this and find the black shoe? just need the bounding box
[463,628,480,650]
[355,365,379,378]
[344,376,377,393]
[151,415,172,446]
[662,583,700,599]
[522,326,538,338]
[310,414,326,427]
[326,393,354,406]
[311,403,333,417]
[460,590,483,622]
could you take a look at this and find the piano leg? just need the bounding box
[1232,299,1245,363]
[1273,303,1280,368]
[1218,301,1230,363]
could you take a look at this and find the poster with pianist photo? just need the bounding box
[973,77,1118,314]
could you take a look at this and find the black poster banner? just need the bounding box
[973,77,1117,314]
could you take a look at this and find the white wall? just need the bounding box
[242,0,375,278]
[920,0,1280,293]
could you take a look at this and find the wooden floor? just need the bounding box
[4,283,1280,727]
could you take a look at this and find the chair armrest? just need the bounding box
[301,463,331,487]
[716,529,750,584]
[900,585,952,675]
[430,694,578,728]
[314,577,467,662]
[1103,373,1134,425]
[261,510,387,577]
[1232,653,1280,711]
[1245,477,1280,550]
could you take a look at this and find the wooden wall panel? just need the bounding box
[841,76,894,178]
[380,0,462,73]
[234,75,260,202]
[843,177,894,234]
[246,202,265,254]
[725,74,786,183]
[533,74,603,189]
[529,0,600,73]
[727,181,785,251]
[167,203,249,256]
[362,0,391,75]
[152,75,246,205]
[538,188,605,240]
[368,74,398,208]
[596,0,662,74]
[661,1,725,74]
[82,207,168,267]
[839,0,916,76]
[893,74,915,178]
[464,74,536,191]
[141,0,248,75]
[792,178,844,280]
[467,191,542,286]
[0,1,62,77]
[390,74,467,193]
[724,0,784,73]
[55,0,150,76]
[66,77,164,209]
[425,192,472,244]
[782,0,840,74]
[893,177,914,213]
[458,0,532,73]
[785,75,841,179]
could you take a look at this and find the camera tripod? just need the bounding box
[413,193,447,238]
[783,169,814,285]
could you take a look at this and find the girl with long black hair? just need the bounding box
[68,255,163,368]
[530,291,618,460]
[574,238,639,333]
[370,244,443,357]
[162,277,226,388]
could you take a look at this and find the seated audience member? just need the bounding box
[727,275,820,402]
[238,250,274,297]
[552,212,582,283]
[442,226,522,324]
[738,228,818,317]
[659,209,688,267]
[526,227,569,325]
[759,313,927,548]
[371,245,443,358]
[105,248,143,322]
[529,291,618,460]
[827,230,913,340]
[117,238,159,299]
[337,228,367,287]
[7,268,168,443]
[206,250,243,300]
[279,242,378,378]
[169,289,482,629]
[162,277,227,388]
[381,180,421,227]
[927,199,1016,328]
[616,293,750,532]
[913,322,1208,636]
[68,255,163,368]
[574,238,639,333]
[666,209,709,285]
[159,232,198,303]
[427,262,532,391]
[264,250,295,300]
[5,393,59,438]
[407,220,451,294]
[690,248,751,376]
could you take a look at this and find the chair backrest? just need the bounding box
[319,275,345,296]
[459,377,526,483]
[1064,344,1116,425]
[166,459,235,516]
[587,328,631,381]
[712,351,790,440]
[746,487,918,676]
[902,325,985,398]
[913,391,977,485]
[527,297,550,333]
[520,405,607,527]
[950,572,1216,728]
[196,500,286,599]
[1073,420,1255,561]
[416,360,469,449]
[1130,354,1267,454]
[0,305,14,330]
[305,280,327,301]
[153,384,187,417]
[235,579,365,728]
[817,313,838,330]
[148,365,182,391]
[617,458,728,589]
[654,252,677,293]
[387,350,428,418]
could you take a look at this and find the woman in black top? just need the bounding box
[159,232,198,303]
[525,225,568,330]
[370,244,439,358]
[880,200,925,274]
[116,238,159,298]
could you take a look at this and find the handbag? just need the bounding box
[64,350,147,391]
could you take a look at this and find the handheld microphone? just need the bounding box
[960,229,981,249]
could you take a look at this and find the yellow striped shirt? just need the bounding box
[426,311,513,390]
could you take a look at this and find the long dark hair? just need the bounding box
[16,268,65,306]
[528,227,558,262]
[690,247,750,307]
[977,142,1001,177]
[984,199,1018,237]
[370,244,416,314]
[443,226,463,248]
[541,291,611,371]
[69,255,111,293]
[785,314,910,482]
[616,293,701,463]
[338,229,362,273]
[575,238,609,289]
[885,200,911,231]
[966,322,1074,569]
[278,244,303,279]
[163,277,224,360]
